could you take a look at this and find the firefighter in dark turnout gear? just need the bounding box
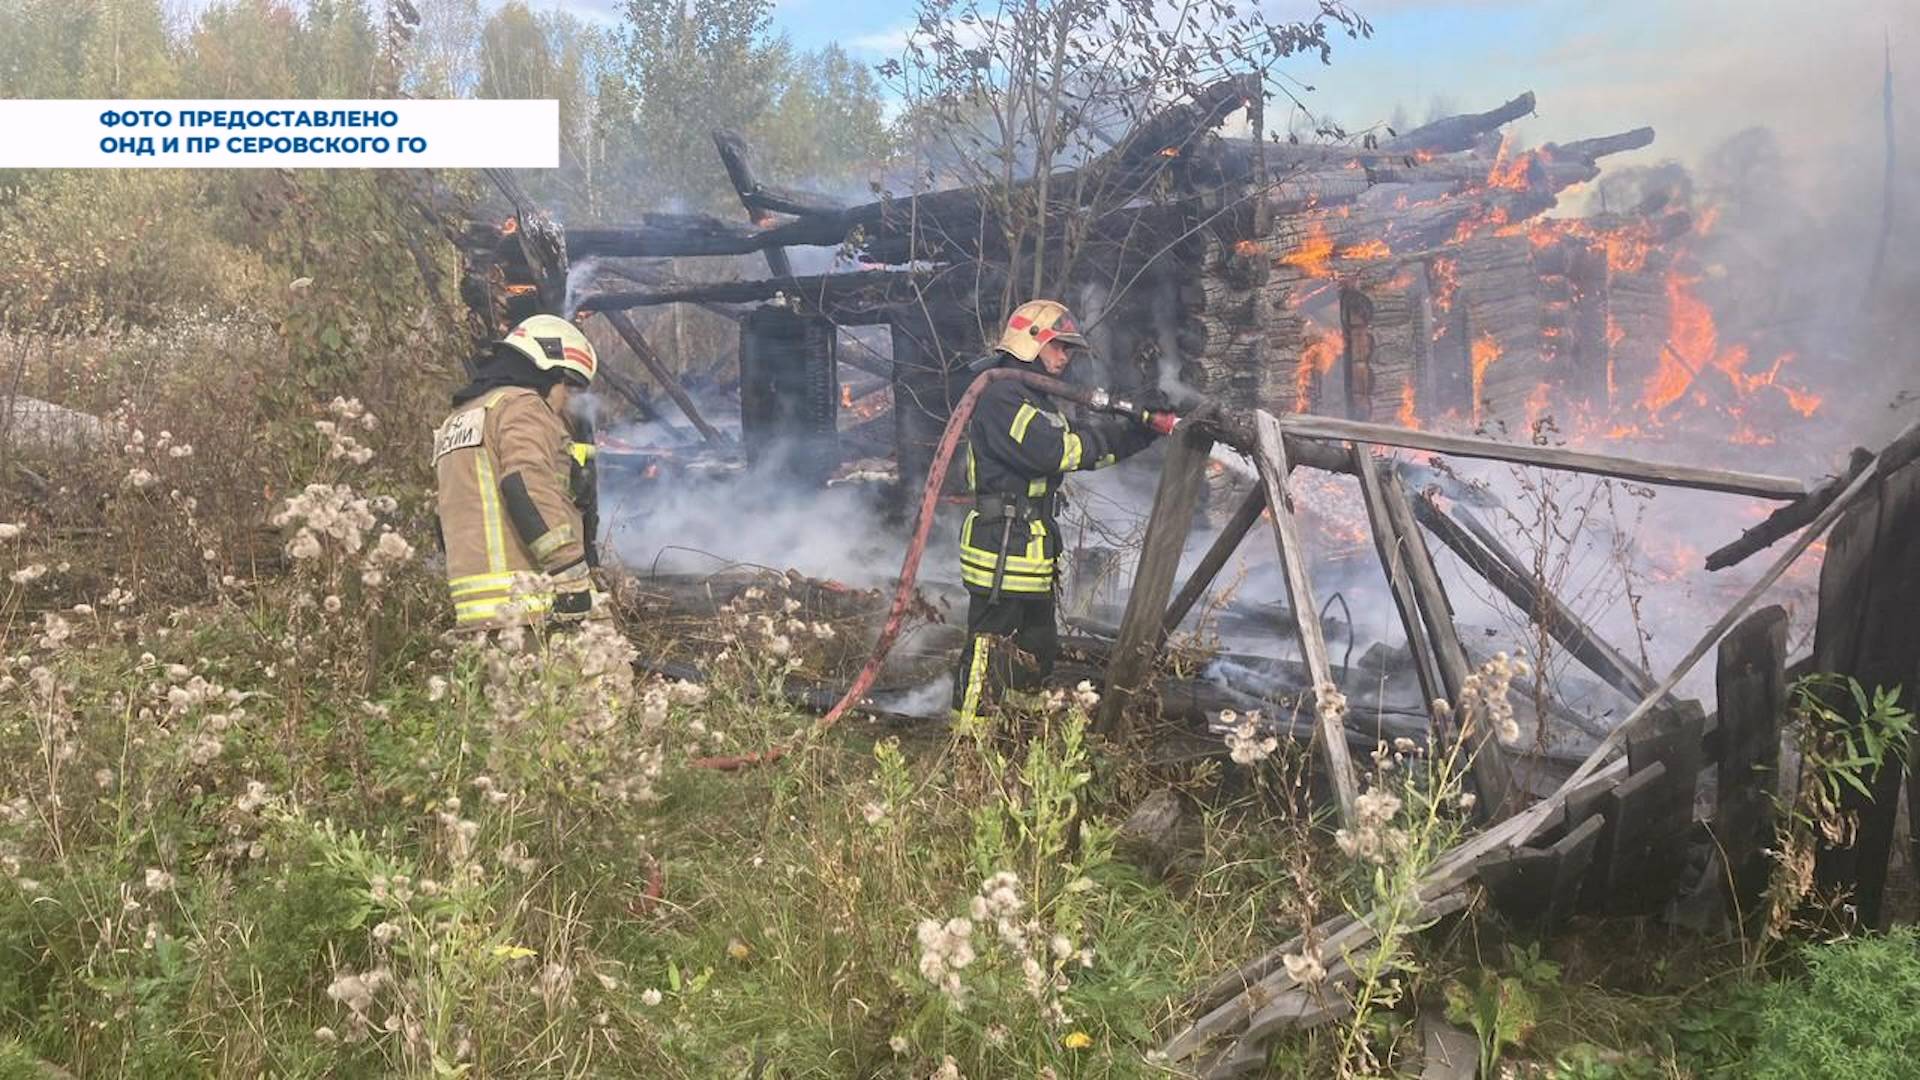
[952,300,1161,723]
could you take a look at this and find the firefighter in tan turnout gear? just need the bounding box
[434,314,602,630]
[952,300,1165,723]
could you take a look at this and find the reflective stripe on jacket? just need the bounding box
[434,387,588,630]
[958,358,1154,594]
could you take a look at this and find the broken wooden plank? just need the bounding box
[600,310,730,446]
[1168,890,1466,1065]
[1380,468,1517,820]
[1351,447,1447,727]
[1098,419,1217,740]
[1542,813,1605,928]
[1253,409,1359,829]
[1163,420,1920,1068]
[1477,844,1559,925]
[1616,702,1706,912]
[1160,484,1266,643]
[1714,605,1788,927]
[1706,448,1875,570]
[1277,413,1807,501]
[1575,760,1666,914]
[1478,811,1602,931]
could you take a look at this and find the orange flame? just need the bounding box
[1782,383,1822,417]
[505,283,538,297]
[1470,334,1501,425]
[1642,272,1712,415]
[1604,227,1652,273]
[1396,383,1419,428]
[501,216,519,236]
[1452,205,1510,244]
[1297,331,1342,410]
[1485,137,1533,192]
[1429,257,1459,312]
[1525,382,1553,431]
[1340,238,1392,262]
[1281,222,1336,278]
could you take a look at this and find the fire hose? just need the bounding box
[690,367,1180,770]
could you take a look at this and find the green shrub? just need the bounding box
[1745,928,1920,1079]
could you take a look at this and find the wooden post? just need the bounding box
[1098,420,1216,740]
[1351,448,1446,718]
[1714,605,1787,927]
[1160,485,1266,643]
[1252,410,1359,829]
[602,310,729,446]
[1810,460,1920,929]
[1379,469,1516,820]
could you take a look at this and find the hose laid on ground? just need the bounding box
[690,367,1126,771]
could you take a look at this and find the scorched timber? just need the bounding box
[1388,91,1536,154]
[1277,415,1808,500]
[573,268,999,324]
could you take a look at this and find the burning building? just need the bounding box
[458,78,1824,492]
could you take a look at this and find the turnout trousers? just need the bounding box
[951,589,1059,723]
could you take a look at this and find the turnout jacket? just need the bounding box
[959,360,1155,595]
[434,386,592,629]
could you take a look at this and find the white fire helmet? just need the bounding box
[996,299,1089,363]
[501,314,597,386]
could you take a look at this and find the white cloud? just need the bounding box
[843,24,913,55]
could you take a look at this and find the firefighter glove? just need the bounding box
[1141,410,1180,437]
[551,561,593,620]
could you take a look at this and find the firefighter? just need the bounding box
[434,314,602,631]
[951,299,1164,723]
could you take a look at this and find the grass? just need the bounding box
[0,357,1915,1080]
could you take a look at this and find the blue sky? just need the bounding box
[529,0,1912,174]
[793,0,1911,169]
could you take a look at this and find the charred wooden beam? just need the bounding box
[712,129,846,220]
[564,213,816,259]
[1253,410,1360,828]
[483,168,569,316]
[1277,414,1807,500]
[1160,484,1266,642]
[601,310,730,446]
[1706,447,1877,569]
[1387,91,1536,154]
[1546,127,1656,163]
[574,268,980,326]
[714,129,797,278]
[1352,449,1447,727]
[1379,466,1517,819]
